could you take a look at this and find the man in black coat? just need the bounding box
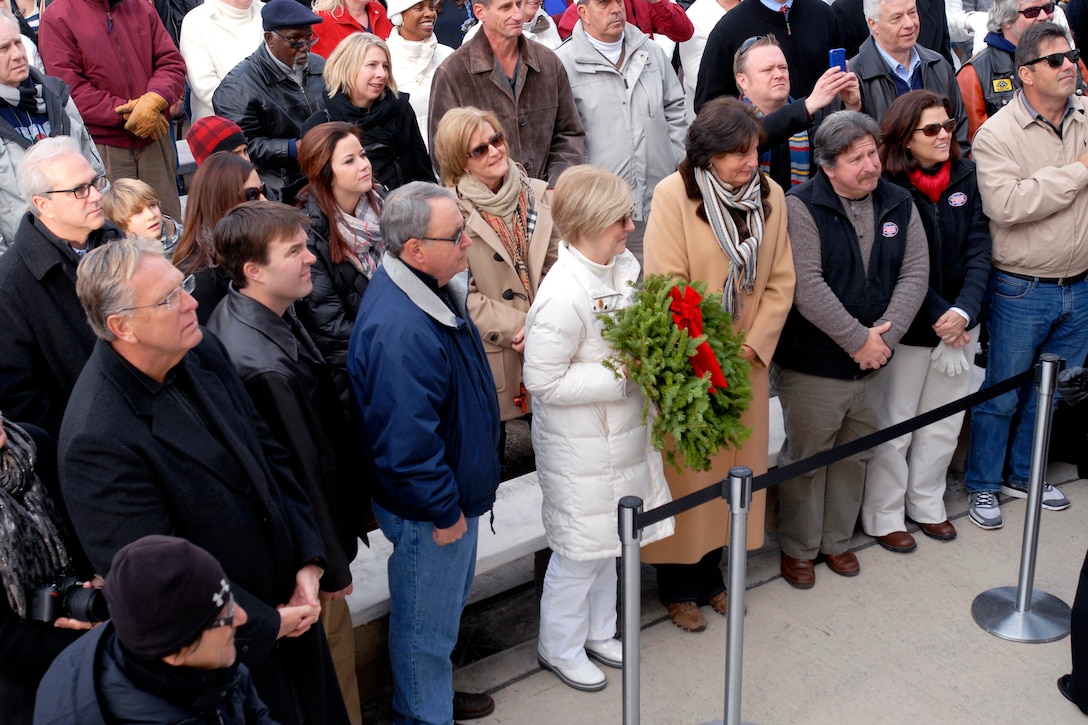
[0,136,122,436]
[213,0,327,204]
[58,237,350,725]
[207,201,365,722]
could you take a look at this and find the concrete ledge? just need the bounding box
[346,397,785,627]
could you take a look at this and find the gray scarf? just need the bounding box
[693,166,764,319]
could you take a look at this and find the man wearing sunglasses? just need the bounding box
[37,535,277,724]
[849,0,970,154]
[214,0,328,204]
[0,137,123,436]
[958,0,1087,141]
[963,21,1088,531]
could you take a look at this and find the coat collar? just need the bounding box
[568,21,648,68]
[555,242,639,311]
[250,42,325,85]
[382,252,470,328]
[14,215,121,282]
[854,36,943,82]
[458,176,553,287]
[464,29,543,75]
[221,287,302,363]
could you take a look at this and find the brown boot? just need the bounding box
[665,601,706,632]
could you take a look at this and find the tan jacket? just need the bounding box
[463,178,561,420]
[972,91,1088,277]
[640,171,795,562]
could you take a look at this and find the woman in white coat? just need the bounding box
[384,0,454,148]
[523,165,673,693]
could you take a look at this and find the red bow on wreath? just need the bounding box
[669,285,728,393]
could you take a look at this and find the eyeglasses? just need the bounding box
[1023,48,1080,68]
[1018,2,1055,17]
[42,174,109,200]
[206,598,235,630]
[419,219,467,243]
[244,184,267,202]
[617,209,634,226]
[913,118,957,136]
[115,274,196,313]
[270,29,318,51]
[467,131,505,161]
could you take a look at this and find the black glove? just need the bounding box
[1058,367,1088,406]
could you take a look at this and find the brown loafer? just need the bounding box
[780,552,815,589]
[823,549,860,577]
[876,530,917,553]
[917,519,957,541]
[665,601,707,632]
[453,691,495,721]
[707,590,748,616]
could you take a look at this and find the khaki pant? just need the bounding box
[97,133,182,220]
[321,596,361,725]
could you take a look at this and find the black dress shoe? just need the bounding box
[453,691,495,720]
[1059,674,1076,705]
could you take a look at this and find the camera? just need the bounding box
[31,576,109,623]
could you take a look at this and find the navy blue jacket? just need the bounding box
[348,254,501,528]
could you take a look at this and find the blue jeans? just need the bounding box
[965,271,1088,492]
[373,501,478,725]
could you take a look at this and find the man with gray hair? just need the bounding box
[0,11,102,253]
[555,0,686,263]
[0,136,122,434]
[956,0,1085,140]
[849,0,969,152]
[772,110,928,589]
[348,181,501,724]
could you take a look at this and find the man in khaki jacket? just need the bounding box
[964,21,1088,530]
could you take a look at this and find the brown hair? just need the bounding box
[214,201,310,288]
[102,178,161,232]
[432,106,505,187]
[879,90,961,177]
[172,152,257,272]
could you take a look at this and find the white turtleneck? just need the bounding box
[585,31,624,66]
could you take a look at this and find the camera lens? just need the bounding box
[65,587,109,623]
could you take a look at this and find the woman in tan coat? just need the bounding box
[433,106,561,437]
[641,97,795,633]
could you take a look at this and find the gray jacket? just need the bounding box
[556,23,686,221]
[0,68,102,254]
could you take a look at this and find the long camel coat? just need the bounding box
[462,177,561,420]
[640,170,795,563]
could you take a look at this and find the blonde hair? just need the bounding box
[77,235,166,341]
[432,106,504,187]
[552,165,633,243]
[324,32,398,99]
[102,178,160,231]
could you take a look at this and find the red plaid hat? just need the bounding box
[186,116,247,166]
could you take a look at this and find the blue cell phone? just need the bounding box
[829,48,846,72]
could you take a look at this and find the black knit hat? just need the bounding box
[103,536,232,660]
[186,115,247,166]
[262,0,323,31]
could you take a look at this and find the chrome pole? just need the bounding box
[619,496,643,725]
[723,467,752,725]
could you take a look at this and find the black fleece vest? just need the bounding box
[774,173,913,379]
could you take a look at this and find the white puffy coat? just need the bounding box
[523,243,673,561]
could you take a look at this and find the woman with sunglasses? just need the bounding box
[433,106,560,446]
[295,122,385,404]
[860,90,991,552]
[302,33,435,191]
[640,97,794,634]
[172,152,266,323]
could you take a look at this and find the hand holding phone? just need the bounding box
[829,48,846,72]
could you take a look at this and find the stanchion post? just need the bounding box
[972,353,1071,642]
[723,467,753,725]
[619,496,643,725]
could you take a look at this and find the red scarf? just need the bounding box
[908,161,951,203]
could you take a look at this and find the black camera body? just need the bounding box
[31,576,109,623]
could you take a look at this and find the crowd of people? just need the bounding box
[1,0,1088,720]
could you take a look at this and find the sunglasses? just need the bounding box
[1018,2,1055,17]
[244,183,268,202]
[616,209,634,226]
[270,29,318,51]
[1023,48,1081,68]
[913,118,956,136]
[467,131,505,161]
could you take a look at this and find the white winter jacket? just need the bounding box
[523,243,673,560]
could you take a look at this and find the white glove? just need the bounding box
[965,11,988,38]
[930,341,970,376]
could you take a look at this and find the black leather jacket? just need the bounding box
[213,44,327,202]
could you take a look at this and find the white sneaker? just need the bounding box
[1000,481,1071,511]
[585,638,623,669]
[537,653,607,691]
[968,491,1003,530]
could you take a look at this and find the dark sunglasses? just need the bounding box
[1018,2,1055,17]
[243,184,268,202]
[913,118,956,136]
[1023,48,1081,68]
[270,29,318,51]
[467,131,505,161]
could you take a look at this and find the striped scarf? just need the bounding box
[694,166,764,319]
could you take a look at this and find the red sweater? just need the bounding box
[557,0,692,41]
[312,2,394,60]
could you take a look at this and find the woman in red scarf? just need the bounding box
[861,90,992,552]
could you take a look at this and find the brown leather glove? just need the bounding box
[116,91,169,139]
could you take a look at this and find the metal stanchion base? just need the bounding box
[972,587,1071,643]
[699,720,756,724]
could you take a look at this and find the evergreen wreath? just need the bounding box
[600,274,752,472]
